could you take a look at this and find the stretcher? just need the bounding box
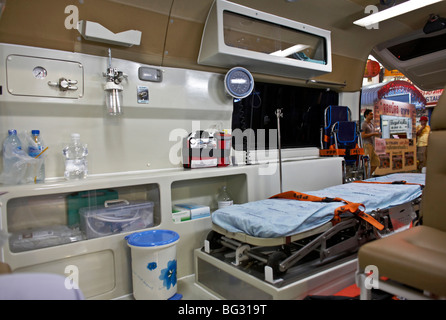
[205,173,424,283]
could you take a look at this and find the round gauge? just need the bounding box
[32,66,47,79]
[224,67,254,99]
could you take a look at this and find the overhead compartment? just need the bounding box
[372,28,446,91]
[198,0,332,80]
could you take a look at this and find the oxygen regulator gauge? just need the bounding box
[224,66,254,99]
[32,66,47,79]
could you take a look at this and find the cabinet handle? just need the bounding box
[104,199,130,207]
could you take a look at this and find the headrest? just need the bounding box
[325,105,350,127]
[336,121,357,142]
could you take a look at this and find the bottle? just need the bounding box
[28,130,45,183]
[63,133,88,180]
[2,129,23,172]
[217,186,233,209]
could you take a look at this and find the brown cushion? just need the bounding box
[430,87,446,131]
[358,225,446,297]
[0,262,12,274]
[422,131,446,232]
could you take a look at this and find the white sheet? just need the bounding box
[211,173,424,238]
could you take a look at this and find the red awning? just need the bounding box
[377,80,426,106]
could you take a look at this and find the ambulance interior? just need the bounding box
[0,0,445,300]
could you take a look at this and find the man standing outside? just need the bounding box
[361,109,381,178]
[416,116,430,172]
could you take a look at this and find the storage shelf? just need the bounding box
[0,165,250,299]
[6,183,161,253]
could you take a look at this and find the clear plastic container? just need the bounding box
[9,225,83,253]
[1,130,25,184]
[63,133,88,180]
[79,200,154,239]
[27,130,45,183]
[217,186,233,209]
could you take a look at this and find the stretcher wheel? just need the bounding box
[206,230,223,250]
[266,251,287,276]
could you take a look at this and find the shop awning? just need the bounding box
[361,80,426,109]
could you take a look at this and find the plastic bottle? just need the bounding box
[63,133,88,180]
[2,129,23,172]
[217,186,233,209]
[28,130,45,183]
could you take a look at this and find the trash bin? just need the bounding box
[125,229,180,300]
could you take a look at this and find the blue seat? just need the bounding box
[320,106,366,182]
[321,105,351,151]
[333,121,361,164]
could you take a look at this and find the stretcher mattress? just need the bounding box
[211,173,424,238]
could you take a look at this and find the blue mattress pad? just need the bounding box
[211,173,425,238]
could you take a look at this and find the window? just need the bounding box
[388,32,446,61]
[232,81,338,151]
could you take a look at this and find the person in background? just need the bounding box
[361,109,381,178]
[416,116,430,172]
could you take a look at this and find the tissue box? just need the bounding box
[172,208,191,223]
[173,204,210,220]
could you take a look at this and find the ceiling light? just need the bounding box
[354,0,444,28]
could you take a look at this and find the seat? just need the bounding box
[321,105,351,151]
[356,86,446,299]
[320,106,366,182]
[332,121,363,158]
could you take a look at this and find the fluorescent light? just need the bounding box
[270,44,310,57]
[353,0,444,28]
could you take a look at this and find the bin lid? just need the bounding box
[126,229,179,247]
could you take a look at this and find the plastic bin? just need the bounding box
[9,225,83,252]
[66,189,118,228]
[125,229,180,300]
[79,200,154,239]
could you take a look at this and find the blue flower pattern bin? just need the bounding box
[126,230,180,300]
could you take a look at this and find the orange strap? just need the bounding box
[353,180,424,189]
[320,147,364,157]
[270,191,384,230]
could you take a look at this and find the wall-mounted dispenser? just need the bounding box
[103,49,127,116]
[77,20,141,47]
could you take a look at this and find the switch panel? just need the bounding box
[6,55,84,98]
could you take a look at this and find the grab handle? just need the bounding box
[104,199,130,207]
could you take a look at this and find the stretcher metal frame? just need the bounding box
[204,196,421,284]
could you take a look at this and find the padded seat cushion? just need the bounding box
[358,225,446,297]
